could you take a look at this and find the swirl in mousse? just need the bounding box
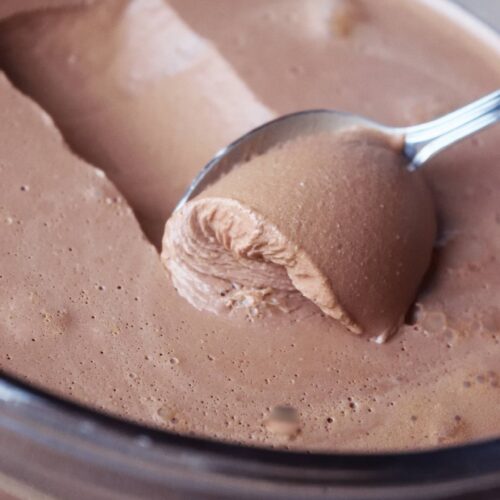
[163,128,436,342]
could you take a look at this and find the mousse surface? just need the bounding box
[0,0,272,246]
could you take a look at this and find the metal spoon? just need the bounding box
[176,90,500,210]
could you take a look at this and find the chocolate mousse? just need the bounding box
[0,0,272,246]
[0,0,499,452]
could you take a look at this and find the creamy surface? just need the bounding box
[0,0,500,451]
[0,0,272,246]
[164,129,436,341]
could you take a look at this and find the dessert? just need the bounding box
[0,0,499,451]
[163,129,436,341]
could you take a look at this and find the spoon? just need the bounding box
[176,90,500,211]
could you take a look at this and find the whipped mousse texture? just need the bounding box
[0,0,499,452]
[0,0,272,246]
[163,129,436,341]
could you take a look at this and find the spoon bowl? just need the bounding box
[176,90,500,210]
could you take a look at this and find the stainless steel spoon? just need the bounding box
[176,90,500,210]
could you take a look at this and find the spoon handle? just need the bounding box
[403,90,500,170]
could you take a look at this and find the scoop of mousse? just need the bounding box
[162,128,436,342]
